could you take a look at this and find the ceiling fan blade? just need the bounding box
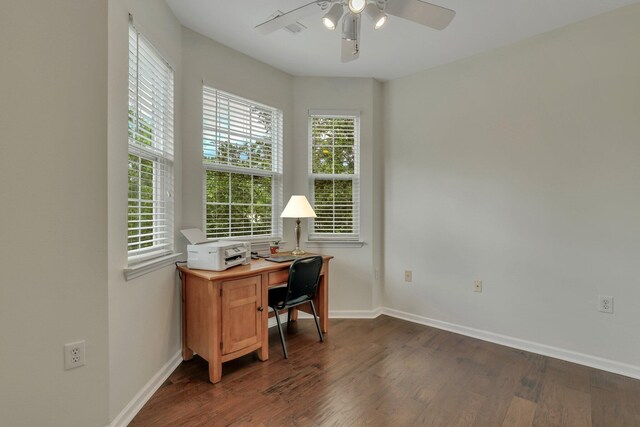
[341,38,359,62]
[255,1,324,35]
[385,0,456,30]
[341,13,360,62]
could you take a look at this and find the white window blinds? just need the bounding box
[127,22,175,264]
[202,86,283,239]
[308,112,360,240]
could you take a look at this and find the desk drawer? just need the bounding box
[268,270,288,286]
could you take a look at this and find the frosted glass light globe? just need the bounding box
[348,0,366,14]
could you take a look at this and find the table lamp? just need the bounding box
[281,195,317,256]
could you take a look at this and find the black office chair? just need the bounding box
[268,256,324,359]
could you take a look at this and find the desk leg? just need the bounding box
[258,273,269,361]
[319,267,329,333]
[181,275,194,361]
[289,307,299,322]
[208,283,222,384]
[182,345,194,361]
[209,361,222,384]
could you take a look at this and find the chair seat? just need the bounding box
[268,286,311,309]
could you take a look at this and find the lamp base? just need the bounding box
[291,248,306,256]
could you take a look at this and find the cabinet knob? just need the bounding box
[257,306,264,312]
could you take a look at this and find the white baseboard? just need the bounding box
[329,308,383,318]
[108,351,183,427]
[380,307,640,380]
[266,308,381,327]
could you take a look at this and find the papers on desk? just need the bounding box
[181,228,209,245]
[265,256,297,263]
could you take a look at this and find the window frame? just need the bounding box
[307,110,361,241]
[201,86,283,241]
[126,20,176,268]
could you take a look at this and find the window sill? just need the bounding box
[220,237,286,244]
[305,240,365,248]
[124,252,183,281]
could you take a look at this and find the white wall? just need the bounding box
[0,1,109,426]
[383,4,640,368]
[372,81,385,309]
[107,0,183,421]
[292,77,383,312]
[180,28,295,249]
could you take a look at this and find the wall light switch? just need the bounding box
[404,270,412,282]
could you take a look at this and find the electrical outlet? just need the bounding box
[474,280,482,293]
[404,270,412,282]
[64,341,85,370]
[374,269,380,280]
[598,295,613,314]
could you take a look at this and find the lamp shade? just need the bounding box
[281,195,317,218]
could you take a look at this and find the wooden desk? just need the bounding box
[177,254,332,384]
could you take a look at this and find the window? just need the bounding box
[308,111,360,240]
[127,22,175,264]
[202,87,283,239]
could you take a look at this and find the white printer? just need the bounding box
[181,229,251,271]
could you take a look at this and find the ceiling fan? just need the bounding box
[255,0,456,63]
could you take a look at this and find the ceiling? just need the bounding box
[165,0,638,81]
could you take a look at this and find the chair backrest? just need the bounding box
[284,256,323,305]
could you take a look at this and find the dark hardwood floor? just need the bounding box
[131,316,640,426]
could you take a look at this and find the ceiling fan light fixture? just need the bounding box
[322,3,344,30]
[342,13,358,41]
[255,0,456,63]
[347,0,366,14]
[365,4,387,29]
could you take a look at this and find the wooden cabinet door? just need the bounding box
[220,275,262,355]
